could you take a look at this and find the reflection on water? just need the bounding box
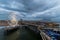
[7,27,41,40]
[0,26,42,40]
[0,26,5,40]
[7,29,20,40]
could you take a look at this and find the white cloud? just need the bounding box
[0,0,60,21]
[51,17,60,22]
[9,1,24,9]
[31,5,60,17]
[0,5,25,18]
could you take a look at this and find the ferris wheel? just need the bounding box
[8,12,18,27]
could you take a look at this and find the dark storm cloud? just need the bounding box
[0,0,60,22]
[23,0,57,12]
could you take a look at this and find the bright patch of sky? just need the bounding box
[0,0,60,22]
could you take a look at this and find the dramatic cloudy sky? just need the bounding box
[0,0,60,22]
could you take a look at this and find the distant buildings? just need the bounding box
[0,20,59,28]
